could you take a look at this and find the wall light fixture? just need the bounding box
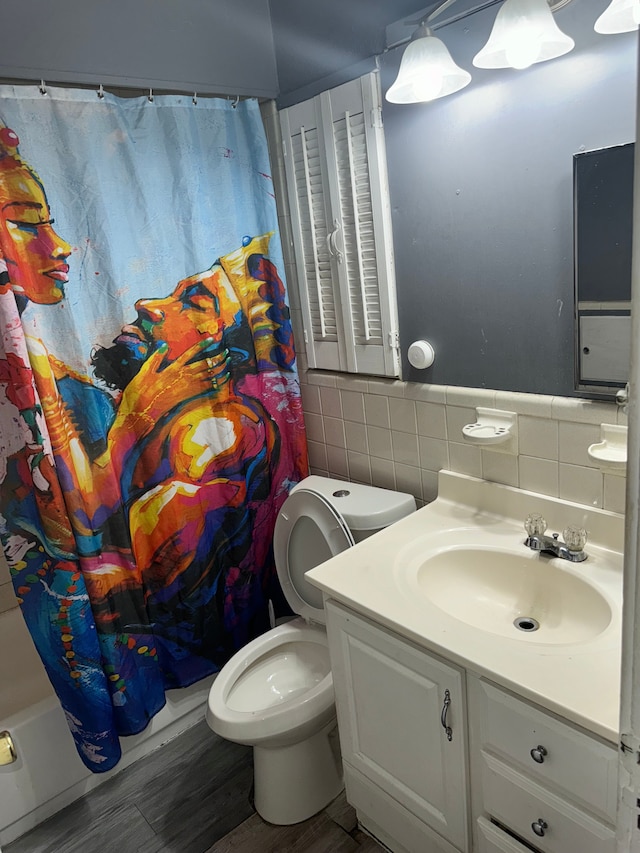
[473,0,574,69]
[594,0,640,33]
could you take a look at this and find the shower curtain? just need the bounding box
[0,86,308,771]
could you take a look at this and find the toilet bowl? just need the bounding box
[206,476,415,825]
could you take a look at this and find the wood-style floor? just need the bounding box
[6,720,383,853]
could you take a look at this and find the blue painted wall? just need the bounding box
[0,0,278,98]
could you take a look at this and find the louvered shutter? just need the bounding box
[281,73,399,377]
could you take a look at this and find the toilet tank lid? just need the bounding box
[291,476,416,531]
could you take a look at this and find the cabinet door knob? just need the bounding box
[531,818,548,837]
[530,745,547,764]
[440,689,453,742]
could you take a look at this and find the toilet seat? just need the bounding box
[207,617,335,745]
[273,488,354,624]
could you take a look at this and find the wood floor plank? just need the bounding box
[353,829,386,851]
[6,802,158,853]
[324,789,357,834]
[207,810,361,853]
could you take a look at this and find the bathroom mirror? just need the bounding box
[574,142,634,398]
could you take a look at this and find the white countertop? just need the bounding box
[306,471,624,744]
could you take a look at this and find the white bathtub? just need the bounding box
[0,605,215,846]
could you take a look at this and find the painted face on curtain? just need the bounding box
[0,127,71,305]
[133,266,242,360]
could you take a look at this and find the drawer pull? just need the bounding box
[530,745,548,764]
[531,818,548,837]
[441,689,453,742]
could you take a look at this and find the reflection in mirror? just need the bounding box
[574,142,634,398]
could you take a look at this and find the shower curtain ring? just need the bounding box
[97,83,105,100]
[232,95,239,109]
[148,88,154,103]
[193,92,198,105]
[39,80,47,96]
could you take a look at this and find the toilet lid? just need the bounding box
[273,488,354,623]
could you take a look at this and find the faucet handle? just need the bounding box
[563,525,588,553]
[525,513,547,537]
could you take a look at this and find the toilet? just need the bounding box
[206,475,415,825]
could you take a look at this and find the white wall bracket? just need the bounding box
[588,423,627,473]
[462,407,518,455]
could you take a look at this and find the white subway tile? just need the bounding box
[370,457,397,491]
[310,466,330,477]
[446,386,496,408]
[345,421,368,453]
[558,422,601,467]
[336,375,369,393]
[347,451,372,484]
[307,440,327,470]
[323,417,346,448]
[404,383,447,404]
[304,412,325,443]
[391,431,419,466]
[446,406,476,442]
[518,416,559,460]
[300,384,321,415]
[364,394,390,429]
[495,390,554,418]
[394,463,423,501]
[389,398,417,434]
[421,469,439,504]
[367,426,393,460]
[418,436,449,472]
[481,451,519,487]
[341,390,365,423]
[551,397,617,425]
[449,442,482,478]
[319,386,342,418]
[326,445,349,478]
[518,456,559,497]
[604,474,626,514]
[416,401,447,439]
[307,371,337,387]
[559,463,603,508]
[368,377,406,398]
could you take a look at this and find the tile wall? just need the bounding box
[299,370,626,514]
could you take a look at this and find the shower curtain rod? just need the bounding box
[0,77,254,105]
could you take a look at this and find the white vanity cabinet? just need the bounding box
[326,601,469,853]
[468,677,617,853]
[325,600,619,853]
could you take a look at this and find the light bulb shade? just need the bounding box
[595,0,640,33]
[473,0,575,70]
[386,33,472,103]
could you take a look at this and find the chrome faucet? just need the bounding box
[524,514,588,563]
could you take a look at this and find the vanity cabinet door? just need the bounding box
[326,601,468,852]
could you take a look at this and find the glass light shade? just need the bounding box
[386,31,472,103]
[595,0,640,33]
[473,0,575,70]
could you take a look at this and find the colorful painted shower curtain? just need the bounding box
[0,86,308,771]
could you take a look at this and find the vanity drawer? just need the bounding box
[471,678,617,822]
[476,817,535,853]
[480,752,616,853]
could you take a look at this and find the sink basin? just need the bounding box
[410,546,612,644]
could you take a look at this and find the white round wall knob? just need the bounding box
[408,340,435,370]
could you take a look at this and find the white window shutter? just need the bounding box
[281,73,399,377]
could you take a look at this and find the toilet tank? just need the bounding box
[291,476,416,543]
